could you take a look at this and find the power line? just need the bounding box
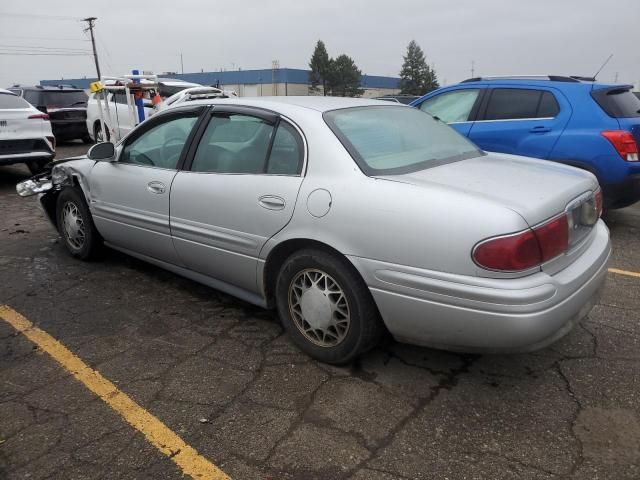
[0,35,89,42]
[0,12,81,21]
[0,52,91,56]
[0,44,92,53]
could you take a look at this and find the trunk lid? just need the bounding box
[376,153,598,227]
[0,107,39,140]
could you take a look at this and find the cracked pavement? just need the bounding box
[1,142,640,479]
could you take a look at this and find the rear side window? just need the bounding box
[484,89,559,120]
[592,88,640,118]
[537,92,560,117]
[0,93,31,109]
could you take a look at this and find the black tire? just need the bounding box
[82,134,94,145]
[275,248,383,364]
[26,159,48,175]
[56,187,103,260]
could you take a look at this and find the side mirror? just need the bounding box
[87,142,115,161]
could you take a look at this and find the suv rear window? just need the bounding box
[324,106,483,176]
[26,90,87,108]
[0,92,30,109]
[592,88,640,118]
[484,89,559,120]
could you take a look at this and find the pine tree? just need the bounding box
[399,40,440,95]
[309,40,331,96]
[327,54,364,97]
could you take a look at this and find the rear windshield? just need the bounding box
[36,90,87,107]
[0,92,30,109]
[324,106,483,175]
[592,88,640,118]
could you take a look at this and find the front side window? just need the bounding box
[419,89,480,123]
[120,114,198,169]
[325,106,483,176]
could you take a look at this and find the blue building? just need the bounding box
[40,67,400,97]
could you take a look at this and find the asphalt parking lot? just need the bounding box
[1,142,639,480]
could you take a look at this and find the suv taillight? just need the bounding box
[28,113,49,120]
[602,130,639,161]
[473,214,569,272]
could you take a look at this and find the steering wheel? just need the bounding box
[161,137,185,166]
[131,151,155,166]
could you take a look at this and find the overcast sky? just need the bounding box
[1,0,638,89]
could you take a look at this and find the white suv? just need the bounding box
[0,88,55,174]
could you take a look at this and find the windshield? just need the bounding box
[40,91,87,107]
[324,106,483,175]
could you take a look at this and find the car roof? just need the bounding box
[0,88,17,95]
[181,96,397,113]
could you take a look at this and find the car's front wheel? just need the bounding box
[275,249,383,364]
[56,188,102,260]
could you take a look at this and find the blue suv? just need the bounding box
[411,76,640,208]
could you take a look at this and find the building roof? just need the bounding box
[40,68,400,90]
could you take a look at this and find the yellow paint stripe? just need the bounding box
[608,268,640,279]
[0,305,230,480]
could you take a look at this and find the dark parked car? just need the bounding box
[8,85,92,143]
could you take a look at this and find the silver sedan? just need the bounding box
[17,97,611,364]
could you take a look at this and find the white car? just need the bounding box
[0,88,55,174]
[86,79,201,142]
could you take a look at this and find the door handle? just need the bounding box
[258,195,285,210]
[529,126,551,133]
[147,181,166,194]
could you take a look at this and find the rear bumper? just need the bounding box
[602,174,640,209]
[348,221,611,353]
[52,121,88,140]
[0,138,55,165]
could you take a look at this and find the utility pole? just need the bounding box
[180,53,184,74]
[471,60,475,78]
[82,17,101,79]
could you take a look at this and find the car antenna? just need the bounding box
[593,54,613,80]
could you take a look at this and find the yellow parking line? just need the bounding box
[0,305,230,480]
[608,268,640,278]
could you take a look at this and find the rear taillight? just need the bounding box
[29,113,49,120]
[602,130,639,161]
[595,188,603,217]
[473,214,569,272]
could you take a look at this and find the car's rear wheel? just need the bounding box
[94,122,109,143]
[275,248,383,364]
[56,187,102,260]
[82,134,94,144]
